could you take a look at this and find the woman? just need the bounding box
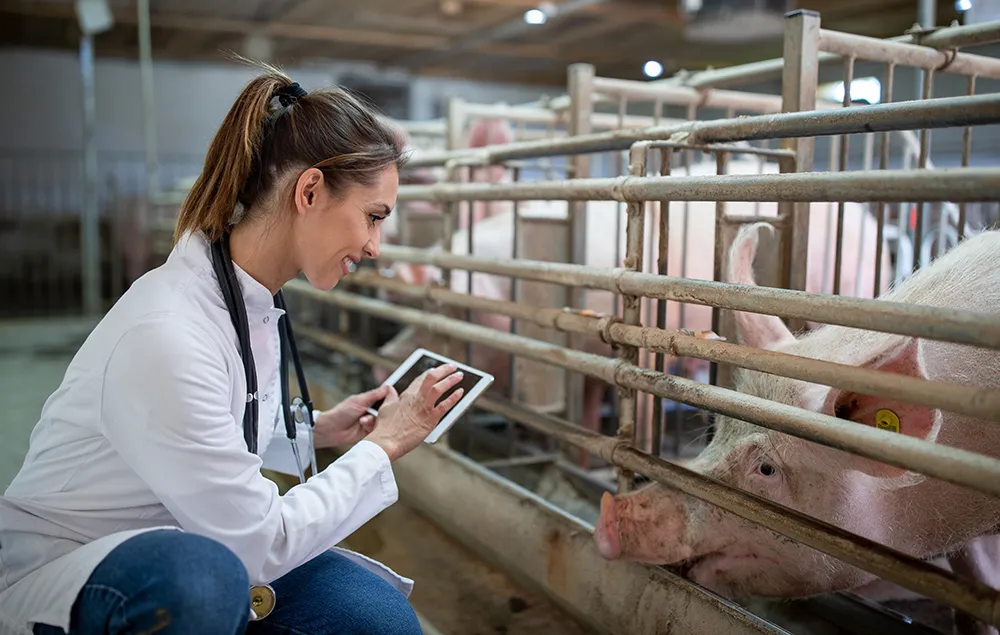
[0,65,465,635]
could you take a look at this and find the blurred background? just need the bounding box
[1,1,999,633]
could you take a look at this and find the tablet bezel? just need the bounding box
[368,348,495,444]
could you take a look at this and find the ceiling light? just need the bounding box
[643,60,664,78]
[524,8,546,24]
[956,0,972,11]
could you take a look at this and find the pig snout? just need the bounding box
[594,487,695,565]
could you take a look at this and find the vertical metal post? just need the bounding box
[873,62,895,298]
[654,147,671,459]
[913,70,934,270]
[566,63,593,442]
[958,76,976,242]
[80,32,101,316]
[137,0,158,200]
[914,0,937,102]
[780,9,820,332]
[616,141,648,494]
[833,56,854,297]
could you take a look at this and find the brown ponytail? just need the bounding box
[173,59,408,245]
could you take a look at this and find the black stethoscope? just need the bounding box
[209,231,317,485]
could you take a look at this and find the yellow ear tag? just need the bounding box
[875,409,900,433]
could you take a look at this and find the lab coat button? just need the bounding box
[263,316,269,324]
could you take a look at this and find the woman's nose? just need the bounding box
[364,233,380,259]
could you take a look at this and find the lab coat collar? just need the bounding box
[171,230,283,315]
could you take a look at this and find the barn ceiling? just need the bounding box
[0,0,965,87]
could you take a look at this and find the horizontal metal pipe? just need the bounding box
[297,325,1000,628]
[914,20,1000,49]
[404,93,1000,167]
[456,100,687,130]
[819,29,1000,79]
[396,167,1000,203]
[515,22,1000,111]
[347,268,1000,422]
[375,245,1000,350]
[286,282,1000,500]
[591,76,783,113]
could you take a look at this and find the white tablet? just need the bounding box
[367,348,495,444]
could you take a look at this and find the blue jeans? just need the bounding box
[32,529,422,635]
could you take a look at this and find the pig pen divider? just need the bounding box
[285,279,1000,501]
[283,291,1000,628]
[340,266,1000,424]
[403,92,1000,169]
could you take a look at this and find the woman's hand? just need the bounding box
[313,385,393,449]
[364,364,465,462]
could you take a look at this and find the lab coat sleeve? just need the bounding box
[99,316,398,585]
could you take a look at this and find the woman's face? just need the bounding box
[294,166,398,291]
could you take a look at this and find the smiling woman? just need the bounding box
[0,59,466,635]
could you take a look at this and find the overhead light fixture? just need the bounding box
[643,60,664,78]
[956,0,972,11]
[524,8,547,24]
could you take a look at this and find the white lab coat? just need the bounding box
[0,231,412,634]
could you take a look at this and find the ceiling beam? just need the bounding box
[458,0,680,21]
[0,1,558,60]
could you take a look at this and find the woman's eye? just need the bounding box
[368,214,382,225]
[758,463,776,477]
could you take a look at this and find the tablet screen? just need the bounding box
[370,353,487,416]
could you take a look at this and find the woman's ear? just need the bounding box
[294,168,325,215]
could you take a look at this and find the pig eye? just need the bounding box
[758,463,777,477]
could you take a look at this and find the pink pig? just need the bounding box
[593,222,1000,634]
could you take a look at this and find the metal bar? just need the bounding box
[639,141,797,161]
[914,70,935,271]
[79,33,101,316]
[301,325,1000,631]
[615,143,648,493]
[343,268,1000,422]
[912,20,1000,49]
[833,56,855,296]
[591,76,782,113]
[566,63,594,446]
[819,29,1000,79]
[873,62,895,297]
[781,10,820,316]
[396,168,1000,203]
[453,99,688,132]
[404,93,1000,168]
[371,246,1000,350]
[653,147,671,458]
[959,76,977,242]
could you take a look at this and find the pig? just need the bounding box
[593,222,1000,634]
[376,154,893,450]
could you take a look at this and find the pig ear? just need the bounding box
[726,222,795,351]
[820,336,940,479]
[466,118,513,148]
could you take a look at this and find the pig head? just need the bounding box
[594,221,950,600]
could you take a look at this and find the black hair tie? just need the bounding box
[275,82,308,107]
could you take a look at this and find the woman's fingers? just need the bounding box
[434,388,464,417]
[430,371,463,400]
[417,364,458,397]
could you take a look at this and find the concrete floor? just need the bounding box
[0,317,97,491]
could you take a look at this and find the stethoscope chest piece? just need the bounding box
[249,584,276,620]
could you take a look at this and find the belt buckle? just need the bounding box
[249,584,276,620]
